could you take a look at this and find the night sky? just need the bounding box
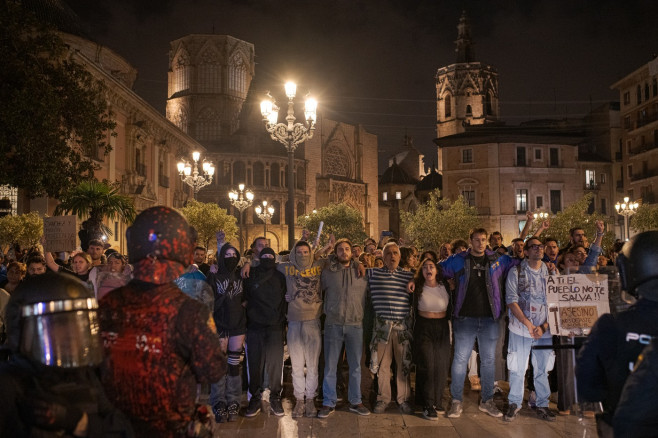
[66,0,658,171]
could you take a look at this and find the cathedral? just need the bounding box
[166,35,379,252]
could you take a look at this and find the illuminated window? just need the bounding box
[395,192,402,200]
[382,192,388,201]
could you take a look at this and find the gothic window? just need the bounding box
[296,165,305,189]
[218,161,231,185]
[196,107,220,141]
[253,162,265,186]
[198,47,221,93]
[173,107,188,133]
[486,91,494,116]
[270,163,280,187]
[444,94,452,118]
[173,51,189,93]
[637,85,642,105]
[645,83,650,100]
[297,202,305,217]
[228,53,247,96]
[325,144,350,178]
[233,161,246,185]
[270,200,281,224]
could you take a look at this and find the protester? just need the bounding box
[206,231,246,423]
[0,261,26,294]
[413,258,451,420]
[243,247,287,418]
[440,228,519,419]
[369,242,415,414]
[503,237,556,422]
[318,239,370,418]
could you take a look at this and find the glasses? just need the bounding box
[527,244,545,251]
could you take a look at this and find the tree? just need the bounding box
[401,191,479,250]
[528,193,614,249]
[180,200,238,251]
[54,180,135,249]
[630,204,658,233]
[0,2,116,198]
[0,212,43,254]
[297,203,368,247]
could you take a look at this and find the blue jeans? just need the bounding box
[322,324,363,407]
[507,332,555,407]
[287,319,322,400]
[450,317,500,402]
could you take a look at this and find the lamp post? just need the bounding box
[261,81,317,249]
[615,196,639,241]
[228,184,254,253]
[255,200,275,237]
[177,151,215,199]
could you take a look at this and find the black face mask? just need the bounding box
[224,256,239,273]
[260,258,276,270]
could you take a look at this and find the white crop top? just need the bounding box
[418,284,450,313]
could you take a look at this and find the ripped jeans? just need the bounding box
[507,331,555,407]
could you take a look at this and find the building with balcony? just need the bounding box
[612,57,658,207]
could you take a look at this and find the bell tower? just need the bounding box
[435,11,499,139]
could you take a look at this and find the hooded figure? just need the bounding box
[281,240,323,322]
[207,244,245,337]
[277,240,324,417]
[205,242,246,423]
[243,246,288,418]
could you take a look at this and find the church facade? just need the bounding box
[166,34,379,251]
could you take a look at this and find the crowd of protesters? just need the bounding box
[0,205,655,438]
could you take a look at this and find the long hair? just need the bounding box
[413,257,443,298]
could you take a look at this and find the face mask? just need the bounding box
[260,258,276,270]
[224,256,239,273]
[298,255,312,267]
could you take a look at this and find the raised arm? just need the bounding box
[519,211,535,240]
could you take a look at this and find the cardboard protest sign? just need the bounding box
[43,216,77,253]
[546,273,610,336]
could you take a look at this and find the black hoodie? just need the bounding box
[206,244,246,336]
[244,248,287,330]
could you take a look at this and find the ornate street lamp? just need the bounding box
[177,151,215,199]
[260,81,317,249]
[229,184,254,253]
[615,196,639,241]
[255,200,275,237]
[533,212,549,220]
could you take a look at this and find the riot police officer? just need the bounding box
[576,230,658,438]
[0,272,133,437]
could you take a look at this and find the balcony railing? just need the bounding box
[630,168,658,182]
[629,142,657,156]
[585,182,599,191]
[159,175,169,188]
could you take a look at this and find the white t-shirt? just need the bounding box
[418,284,450,313]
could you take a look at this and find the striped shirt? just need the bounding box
[367,267,414,321]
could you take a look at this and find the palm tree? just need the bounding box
[54,180,136,249]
